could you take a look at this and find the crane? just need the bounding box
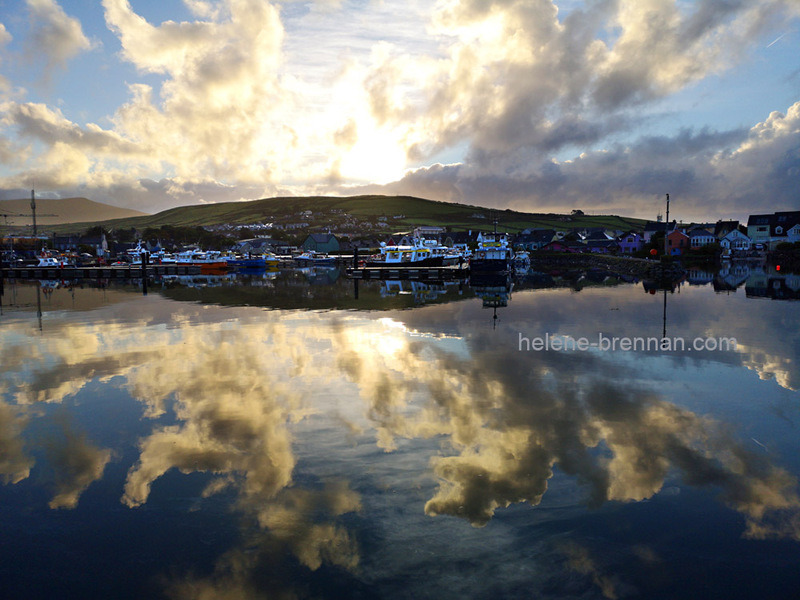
[1,189,58,252]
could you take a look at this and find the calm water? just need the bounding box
[1,265,799,599]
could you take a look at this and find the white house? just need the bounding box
[747,211,800,249]
[689,229,716,248]
[720,229,752,253]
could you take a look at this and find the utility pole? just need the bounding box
[31,188,37,238]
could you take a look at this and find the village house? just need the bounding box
[302,233,340,253]
[444,230,478,252]
[514,229,555,251]
[748,211,800,249]
[541,240,585,253]
[234,237,284,254]
[666,229,690,256]
[643,220,675,244]
[617,231,644,254]
[714,220,740,239]
[719,229,752,254]
[688,228,717,248]
[586,239,619,254]
[51,234,107,256]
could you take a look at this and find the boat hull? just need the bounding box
[364,255,462,268]
[296,258,335,265]
[470,258,509,272]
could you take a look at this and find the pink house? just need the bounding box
[666,230,690,256]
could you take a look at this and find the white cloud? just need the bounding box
[23,0,94,82]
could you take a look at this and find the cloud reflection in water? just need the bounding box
[1,287,799,597]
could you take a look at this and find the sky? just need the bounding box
[0,0,798,222]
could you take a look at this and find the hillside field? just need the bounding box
[35,195,647,235]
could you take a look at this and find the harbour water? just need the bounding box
[1,265,798,599]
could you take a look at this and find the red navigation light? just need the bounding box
[776,264,781,272]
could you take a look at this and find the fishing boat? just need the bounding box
[36,249,72,267]
[226,252,281,269]
[175,249,228,272]
[37,256,65,268]
[127,241,175,265]
[471,226,513,273]
[365,238,464,268]
[295,250,336,265]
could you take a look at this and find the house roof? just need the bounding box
[747,211,800,236]
[714,220,739,237]
[722,229,750,240]
[747,214,772,227]
[667,229,689,239]
[586,240,619,248]
[515,229,555,244]
[306,233,338,243]
[643,221,675,233]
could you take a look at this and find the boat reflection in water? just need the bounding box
[1,265,799,599]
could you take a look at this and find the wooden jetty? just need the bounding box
[346,265,469,280]
[2,264,202,280]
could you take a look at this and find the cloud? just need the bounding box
[2,282,799,543]
[45,419,112,509]
[102,0,293,183]
[23,0,94,83]
[326,305,800,535]
[0,401,34,485]
[359,100,799,220]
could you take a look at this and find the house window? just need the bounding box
[776,226,783,234]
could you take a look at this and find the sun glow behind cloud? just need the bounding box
[0,0,798,217]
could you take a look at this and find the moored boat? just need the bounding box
[295,250,336,265]
[226,252,281,269]
[175,249,228,272]
[470,229,513,273]
[364,237,464,268]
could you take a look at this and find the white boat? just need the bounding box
[471,228,513,273]
[127,241,176,265]
[365,238,464,268]
[295,250,336,265]
[175,249,228,271]
[512,250,531,272]
[37,256,65,268]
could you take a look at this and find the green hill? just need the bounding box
[44,195,646,235]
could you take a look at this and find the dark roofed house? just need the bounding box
[234,237,280,254]
[302,233,340,253]
[515,229,555,251]
[714,220,739,239]
[446,231,478,247]
[542,240,585,253]
[747,211,800,249]
[643,221,675,243]
[773,211,800,243]
[586,239,619,254]
[747,214,773,246]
